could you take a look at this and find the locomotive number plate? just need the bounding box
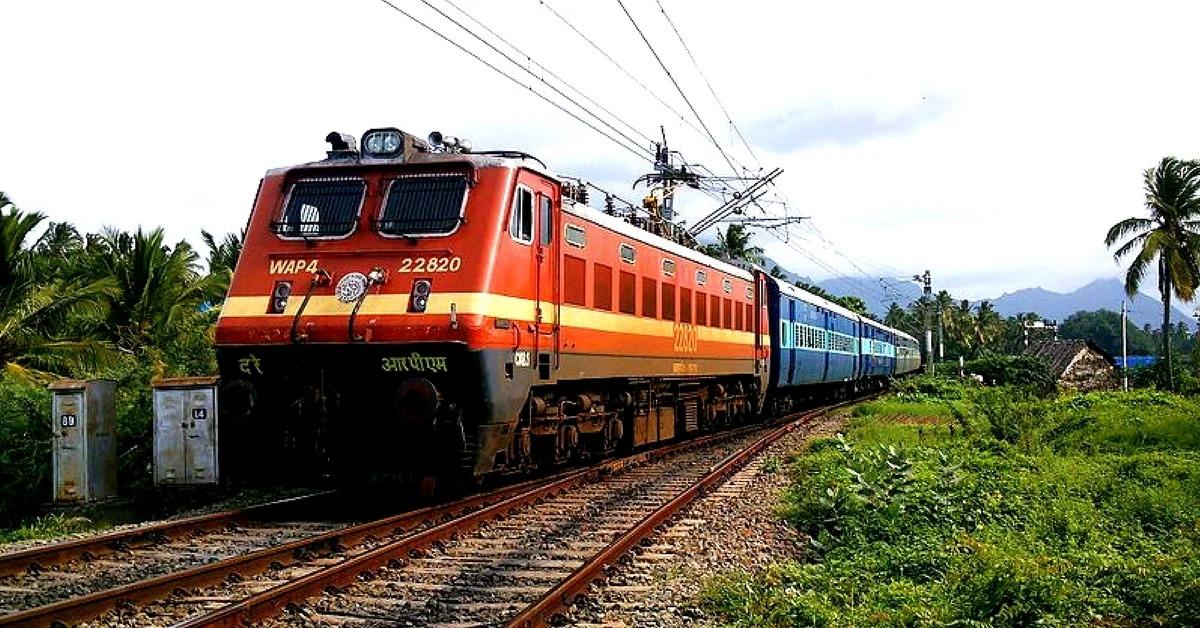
[398,256,462,274]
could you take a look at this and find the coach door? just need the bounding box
[532,180,559,379]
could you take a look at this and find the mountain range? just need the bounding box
[763,258,1193,331]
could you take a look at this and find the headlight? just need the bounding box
[268,281,292,313]
[409,279,432,313]
[362,128,403,157]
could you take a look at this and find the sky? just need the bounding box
[3,0,1199,306]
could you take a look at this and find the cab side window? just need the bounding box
[510,187,534,244]
[539,195,553,246]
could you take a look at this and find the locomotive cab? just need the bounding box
[215,128,562,484]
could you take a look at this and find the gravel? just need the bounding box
[563,410,850,627]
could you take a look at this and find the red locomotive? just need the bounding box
[215,128,767,483]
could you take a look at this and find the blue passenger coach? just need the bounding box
[763,275,921,411]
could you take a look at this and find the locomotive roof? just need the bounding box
[266,150,557,178]
[561,199,755,282]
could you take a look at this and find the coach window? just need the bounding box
[695,269,707,286]
[539,195,553,246]
[565,224,587,248]
[722,278,733,294]
[619,243,637,264]
[662,259,676,277]
[509,186,534,244]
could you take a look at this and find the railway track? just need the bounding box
[0,492,340,615]
[0,400,851,627]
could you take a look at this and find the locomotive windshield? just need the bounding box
[377,173,468,236]
[273,179,365,238]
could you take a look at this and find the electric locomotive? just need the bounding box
[214,128,766,484]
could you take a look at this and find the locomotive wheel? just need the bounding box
[556,424,580,463]
[603,417,623,452]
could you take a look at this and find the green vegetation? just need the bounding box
[704,377,1200,626]
[0,513,100,544]
[1105,156,1200,390]
[883,292,1036,359]
[0,191,239,528]
[1058,309,1171,358]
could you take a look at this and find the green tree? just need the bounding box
[0,194,114,380]
[973,301,1005,350]
[884,302,910,331]
[1060,309,1156,357]
[89,227,216,363]
[1105,156,1200,390]
[711,224,764,264]
[200,229,243,303]
[835,295,868,316]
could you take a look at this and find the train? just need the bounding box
[213,127,921,484]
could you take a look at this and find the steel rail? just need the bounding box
[506,401,849,627]
[0,491,333,579]
[172,424,766,628]
[0,476,565,627]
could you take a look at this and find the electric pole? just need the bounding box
[1121,300,1128,391]
[915,270,933,374]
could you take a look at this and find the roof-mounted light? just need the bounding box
[362,127,404,157]
[428,131,471,153]
[324,132,355,153]
[325,132,358,156]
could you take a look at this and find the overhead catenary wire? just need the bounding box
[370,0,653,164]
[437,0,657,148]
[650,0,762,171]
[537,0,715,154]
[612,0,743,180]
[380,0,900,312]
[409,0,656,161]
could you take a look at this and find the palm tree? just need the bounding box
[90,227,218,356]
[952,299,976,354]
[933,290,954,359]
[1106,157,1200,390]
[973,301,1005,350]
[200,229,243,303]
[711,224,764,264]
[0,194,114,380]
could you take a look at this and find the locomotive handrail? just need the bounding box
[289,269,330,343]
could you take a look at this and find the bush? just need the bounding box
[0,376,52,526]
[705,386,1200,626]
[964,353,1056,394]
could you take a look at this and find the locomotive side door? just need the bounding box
[531,179,559,379]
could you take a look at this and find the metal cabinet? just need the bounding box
[153,377,220,486]
[49,379,116,502]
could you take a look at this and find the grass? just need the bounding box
[703,377,1200,626]
[0,513,99,545]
